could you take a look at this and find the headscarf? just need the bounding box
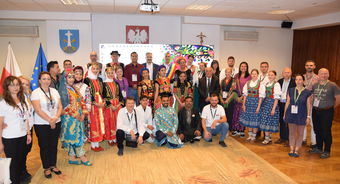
[87,66,98,80]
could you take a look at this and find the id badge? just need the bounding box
[291,105,298,114]
[122,91,127,98]
[222,91,228,98]
[132,74,138,82]
[313,99,320,107]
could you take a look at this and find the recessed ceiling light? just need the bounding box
[186,5,212,11]
[268,9,295,14]
[60,0,88,5]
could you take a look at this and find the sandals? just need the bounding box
[44,169,52,179]
[81,160,93,166]
[68,160,81,165]
[50,167,62,175]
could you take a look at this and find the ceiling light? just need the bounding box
[268,9,295,14]
[60,0,88,5]
[186,5,212,11]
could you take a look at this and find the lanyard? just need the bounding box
[40,87,53,107]
[294,87,304,104]
[210,106,217,119]
[316,81,329,99]
[126,109,138,131]
[17,102,26,119]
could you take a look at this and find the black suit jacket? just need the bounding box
[142,63,159,80]
[278,77,296,103]
[177,107,202,135]
[198,76,220,99]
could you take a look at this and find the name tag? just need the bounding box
[222,91,228,98]
[313,99,320,107]
[291,105,298,114]
[122,91,127,98]
[132,74,138,82]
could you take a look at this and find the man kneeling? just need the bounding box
[201,94,228,147]
[116,97,149,156]
[154,93,183,148]
[178,96,202,143]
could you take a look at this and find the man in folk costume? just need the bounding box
[154,92,183,148]
[84,63,106,152]
[103,67,124,146]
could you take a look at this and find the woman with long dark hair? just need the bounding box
[231,62,251,138]
[0,76,32,184]
[211,60,220,78]
[31,71,63,179]
[173,71,193,112]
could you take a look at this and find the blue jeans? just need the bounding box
[128,87,138,105]
[204,123,229,142]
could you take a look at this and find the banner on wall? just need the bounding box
[59,29,79,54]
[126,26,149,44]
[99,44,214,66]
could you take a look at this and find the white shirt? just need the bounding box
[0,98,32,138]
[259,73,269,84]
[259,82,282,99]
[146,62,153,80]
[136,105,153,129]
[243,79,260,96]
[117,107,145,135]
[219,67,239,82]
[201,104,226,127]
[164,62,171,74]
[280,78,291,102]
[31,87,61,125]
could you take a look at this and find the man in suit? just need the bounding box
[198,67,221,111]
[142,52,159,80]
[275,67,296,146]
[178,96,202,143]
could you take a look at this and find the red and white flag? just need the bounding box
[0,43,22,94]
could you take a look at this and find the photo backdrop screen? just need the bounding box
[99,44,214,66]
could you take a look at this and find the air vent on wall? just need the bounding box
[0,25,39,37]
[224,31,258,41]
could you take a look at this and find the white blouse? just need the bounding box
[259,82,282,99]
[242,79,260,96]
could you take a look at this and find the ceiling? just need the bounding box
[0,0,339,20]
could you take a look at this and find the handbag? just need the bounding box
[0,157,11,184]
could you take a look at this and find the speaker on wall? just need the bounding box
[281,21,293,28]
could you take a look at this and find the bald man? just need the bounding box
[310,68,340,159]
[87,51,103,70]
[198,67,221,111]
[275,67,296,145]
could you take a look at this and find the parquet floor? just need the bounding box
[26,122,340,184]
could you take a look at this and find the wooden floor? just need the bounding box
[26,122,340,184]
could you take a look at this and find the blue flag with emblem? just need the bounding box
[30,44,48,90]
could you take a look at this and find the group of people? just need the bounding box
[0,50,339,184]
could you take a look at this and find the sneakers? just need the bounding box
[239,132,245,138]
[309,147,323,154]
[219,141,227,147]
[320,152,330,159]
[262,136,272,145]
[117,149,124,156]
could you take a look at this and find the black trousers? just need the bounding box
[34,123,61,169]
[2,136,27,184]
[22,129,33,173]
[279,102,289,141]
[116,129,150,149]
[312,108,334,153]
[225,101,235,131]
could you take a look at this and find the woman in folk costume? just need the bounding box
[138,68,155,108]
[239,69,262,143]
[73,66,91,140]
[259,70,281,145]
[60,70,92,166]
[84,63,106,152]
[173,71,193,112]
[103,67,124,146]
[154,65,173,110]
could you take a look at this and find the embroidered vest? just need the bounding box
[265,82,276,98]
[247,81,260,97]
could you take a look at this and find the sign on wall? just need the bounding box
[59,29,79,54]
[126,26,149,44]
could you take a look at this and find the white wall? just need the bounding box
[219,26,293,77]
[0,20,46,78]
[45,20,92,69]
